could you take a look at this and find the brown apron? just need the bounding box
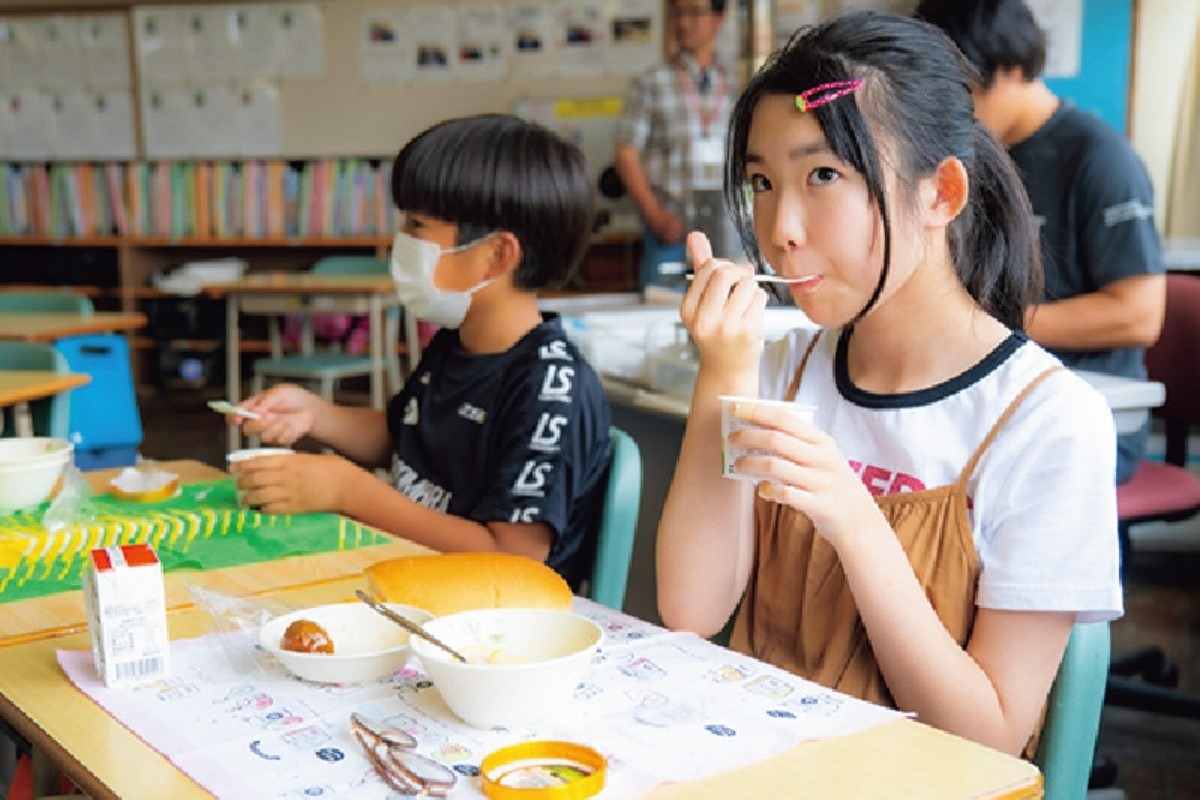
[730,332,1058,752]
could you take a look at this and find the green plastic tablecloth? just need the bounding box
[0,479,390,603]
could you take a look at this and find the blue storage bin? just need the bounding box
[55,333,143,470]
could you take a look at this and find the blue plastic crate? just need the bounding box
[55,333,142,469]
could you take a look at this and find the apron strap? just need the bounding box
[784,330,824,402]
[956,365,1064,488]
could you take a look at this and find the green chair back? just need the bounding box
[0,290,93,316]
[0,341,72,439]
[311,255,389,276]
[589,427,642,611]
[1034,621,1111,800]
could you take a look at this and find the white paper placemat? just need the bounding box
[59,599,900,799]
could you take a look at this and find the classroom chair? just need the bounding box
[0,289,93,316]
[1033,622,1110,800]
[0,341,72,439]
[250,255,410,402]
[587,426,643,611]
[1106,273,1200,721]
[55,334,144,470]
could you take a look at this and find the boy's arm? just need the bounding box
[307,403,394,467]
[338,475,552,561]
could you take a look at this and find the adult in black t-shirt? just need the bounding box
[917,0,1165,483]
[227,114,612,587]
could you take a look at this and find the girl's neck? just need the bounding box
[843,260,1009,395]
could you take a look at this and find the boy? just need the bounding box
[231,114,612,589]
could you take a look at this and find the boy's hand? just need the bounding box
[231,452,353,515]
[680,231,768,378]
[237,384,322,446]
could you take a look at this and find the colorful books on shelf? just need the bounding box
[0,158,399,241]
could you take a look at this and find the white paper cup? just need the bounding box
[719,396,816,480]
[225,448,295,507]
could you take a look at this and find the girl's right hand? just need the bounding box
[237,384,321,447]
[680,231,768,377]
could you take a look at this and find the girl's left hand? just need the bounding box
[729,400,880,549]
[231,452,351,515]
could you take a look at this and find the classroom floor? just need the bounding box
[138,385,1200,800]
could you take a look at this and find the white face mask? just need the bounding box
[389,230,494,329]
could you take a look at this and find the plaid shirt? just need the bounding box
[615,52,735,209]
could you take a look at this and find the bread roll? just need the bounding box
[363,552,573,616]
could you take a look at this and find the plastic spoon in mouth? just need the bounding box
[685,273,814,285]
[354,590,468,663]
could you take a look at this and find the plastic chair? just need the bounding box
[1107,273,1200,720]
[0,290,93,316]
[1034,622,1111,800]
[0,341,72,439]
[587,427,642,611]
[250,256,411,401]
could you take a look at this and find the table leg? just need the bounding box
[226,294,240,453]
[370,295,384,410]
[14,401,33,438]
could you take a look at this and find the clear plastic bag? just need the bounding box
[187,582,295,675]
[42,461,97,532]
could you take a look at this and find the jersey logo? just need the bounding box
[510,507,542,523]
[538,365,575,403]
[1103,199,1153,227]
[538,339,574,361]
[529,412,568,452]
[512,459,553,498]
[457,402,487,424]
[402,397,419,425]
[393,459,452,512]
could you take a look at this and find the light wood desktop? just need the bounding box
[205,273,410,452]
[0,312,146,343]
[0,461,1042,800]
[0,370,90,437]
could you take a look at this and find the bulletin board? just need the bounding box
[0,0,668,161]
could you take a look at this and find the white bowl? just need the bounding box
[410,608,603,729]
[258,602,433,684]
[0,437,73,512]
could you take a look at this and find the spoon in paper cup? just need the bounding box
[354,590,468,663]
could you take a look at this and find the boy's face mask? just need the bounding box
[389,230,494,329]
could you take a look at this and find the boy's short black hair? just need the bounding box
[390,113,595,291]
[914,0,1046,87]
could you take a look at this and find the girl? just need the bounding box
[656,12,1122,756]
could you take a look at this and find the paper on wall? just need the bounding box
[81,15,132,89]
[506,1,558,79]
[455,4,508,82]
[276,3,324,79]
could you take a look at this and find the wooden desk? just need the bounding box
[206,274,408,452]
[0,312,146,342]
[0,572,1041,800]
[0,460,431,647]
[0,370,90,437]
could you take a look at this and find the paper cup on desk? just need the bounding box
[720,396,815,480]
[226,448,295,508]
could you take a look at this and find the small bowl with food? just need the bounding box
[258,601,434,684]
[410,607,603,729]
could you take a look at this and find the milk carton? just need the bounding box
[81,543,170,686]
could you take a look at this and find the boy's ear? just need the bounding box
[923,156,968,228]
[485,231,523,280]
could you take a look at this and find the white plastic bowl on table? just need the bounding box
[0,437,73,512]
[258,602,433,684]
[410,607,603,729]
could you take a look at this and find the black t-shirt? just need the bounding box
[1010,102,1163,477]
[385,314,612,589]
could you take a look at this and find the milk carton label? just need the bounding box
[82,543,170,687]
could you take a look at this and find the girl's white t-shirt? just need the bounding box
[760,328,1123,623]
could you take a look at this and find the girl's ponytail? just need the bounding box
[954,124,1042,331]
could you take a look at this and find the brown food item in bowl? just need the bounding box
[363,552,573,616]
[280,619,334,654]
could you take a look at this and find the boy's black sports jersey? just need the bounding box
[385,314,612,588]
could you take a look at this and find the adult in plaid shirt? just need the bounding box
[615,0,733,290]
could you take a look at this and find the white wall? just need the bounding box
[1131,0,1200,228]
